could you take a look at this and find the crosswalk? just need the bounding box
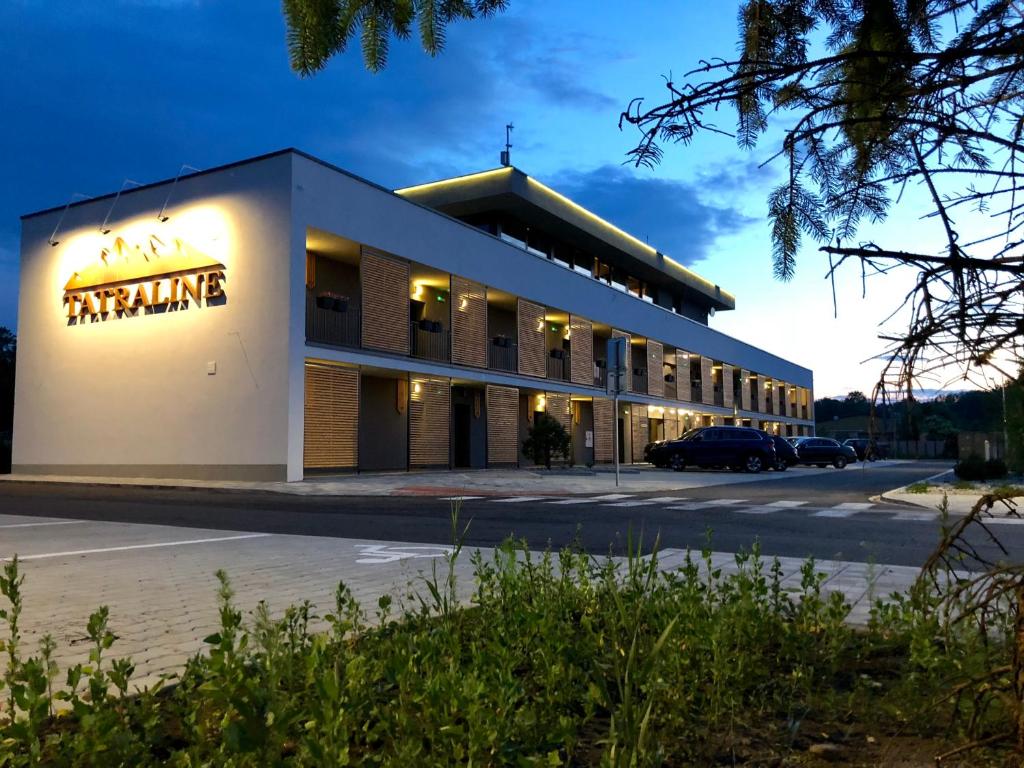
[436,493,966,523]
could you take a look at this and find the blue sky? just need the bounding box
[1,0,964,396]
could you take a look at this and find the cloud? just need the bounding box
[552,165,759,264]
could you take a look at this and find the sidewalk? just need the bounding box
[1,460,911,498]
[880,469,1024,518]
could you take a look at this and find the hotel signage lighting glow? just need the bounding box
[63,233,226,322]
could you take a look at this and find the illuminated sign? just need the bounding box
[63,234,226,322]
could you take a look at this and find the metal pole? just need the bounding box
[613,392,620,487]
[1003,379,1009,460]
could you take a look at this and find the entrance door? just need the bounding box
[452,402,472,468]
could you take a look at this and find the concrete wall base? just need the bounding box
[11,464,288,482]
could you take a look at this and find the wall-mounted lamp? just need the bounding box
[413,382,422,394]
[47,192,93,247]
[459,297,468,310]
[536,395,546,410]
[412,283,424,300]
[536,320,544,332]
[99,179,142,234]
[156,164,201,222]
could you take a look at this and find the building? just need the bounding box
[12,149,814,481]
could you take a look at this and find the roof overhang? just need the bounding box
[396,167,735,312]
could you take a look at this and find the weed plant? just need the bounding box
[0,537,1018,765]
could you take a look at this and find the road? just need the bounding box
[1,461,1019,568]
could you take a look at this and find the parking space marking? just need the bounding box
[1,533,272,562]
[0,520,87,529]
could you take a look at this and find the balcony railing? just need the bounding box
[632,369,648,394]
[306,293,360,348]
[488,339,518,372]
[410,322,450,362]
[691,382,702,401]
[547,353,570,381]
[664,375,677,400]
[594,365,607,388]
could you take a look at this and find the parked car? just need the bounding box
[794,437,857,469]
[842,438,882,461]
[647,426,777,473]
[770,435,799,470]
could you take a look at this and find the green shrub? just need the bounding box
[906,481,930,494]
[954,454,1008,481]
[0,540,1017,765]
[522,412,571,469]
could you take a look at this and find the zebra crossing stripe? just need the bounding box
[438,496,484,501]
[987,517,1024,525]
[766,500,807,507]
[546,494,635,505]
[891,511,935,522]
[489,496,548,503]
[735,506,776,515]
[666,499,748,511]
[812,508,857,518]
[605,500,657,507]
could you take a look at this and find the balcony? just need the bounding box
[306,293,360,348]
[664,374,677,400]
[594,362,607,388]
[488,337,517,372]
[632,369,648,394]
[547,350,570,381]
[691,381,701,401]
[410,321,450,362]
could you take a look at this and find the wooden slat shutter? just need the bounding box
[740,369,751,411]
[360,248,410,355]
[517,299,546,377]
[593,398,614,463]
[486,385,519,466]
[569,315,593,386]
[545,392,572,434]
[612,330,631,391]
[303,363,358,470]
[409,376,450,468]
[646,341,663,397]
[451,276,486,368]
[701,356,714,405]
[722,364,734,409]
[630,405,649,461]
[677,351,691,402]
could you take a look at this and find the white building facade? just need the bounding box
[13,150,814,481]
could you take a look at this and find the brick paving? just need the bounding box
[0,513,920,692]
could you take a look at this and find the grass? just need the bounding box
[951,479,976,490]
[906,481,931,494]
[990,484,1024,497]
[0,534,1019,766]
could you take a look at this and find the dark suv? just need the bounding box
[647,426,777,473]
[794,437,857,469]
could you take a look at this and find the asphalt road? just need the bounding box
[0,461,1019,568]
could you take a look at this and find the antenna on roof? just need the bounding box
[500,123,513,167]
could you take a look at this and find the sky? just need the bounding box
[0,0,983,397]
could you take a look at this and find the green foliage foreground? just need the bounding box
[0,539,1019,766]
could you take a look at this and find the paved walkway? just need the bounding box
[0,512,919,692]
[1,460,911,497]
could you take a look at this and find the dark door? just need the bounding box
[452,403,472,468]
[617,417,626,463]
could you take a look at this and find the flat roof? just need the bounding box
[396,166,735,311]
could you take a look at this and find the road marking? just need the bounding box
[645,497,686,503]
[604,500,657,507]
[547,494,634,505]
[833,502,875,510]
[766,500,808,508]
[0,520,87,529]
[735,506,777,515]
[987,517,1024,525]
[812,508,857,518]
[438,496,484,501]
[354,544,454,564]
[665,499,747,511]
[489,496,548,503]
[891,511,936,522]
[1,533,272,562]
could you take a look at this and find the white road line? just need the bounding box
[735,506,776,515]
[666,499,748,511]
[987,517,1024,525]
[0,520,87,529]
[1,533,272,562]
[766,500,808,508]
[489,496,548,503]
[832,502,875,510]
[812,508,857,518]
[645,497,686,503]
[891,511,936,522]
[604,500,656,507]
[547,494,634,505]
[438,496,484,501]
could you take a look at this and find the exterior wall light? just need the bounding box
[47,192,93,246]
[413,382,422,394]
[99,179,142,234]
[156,165,201,222]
